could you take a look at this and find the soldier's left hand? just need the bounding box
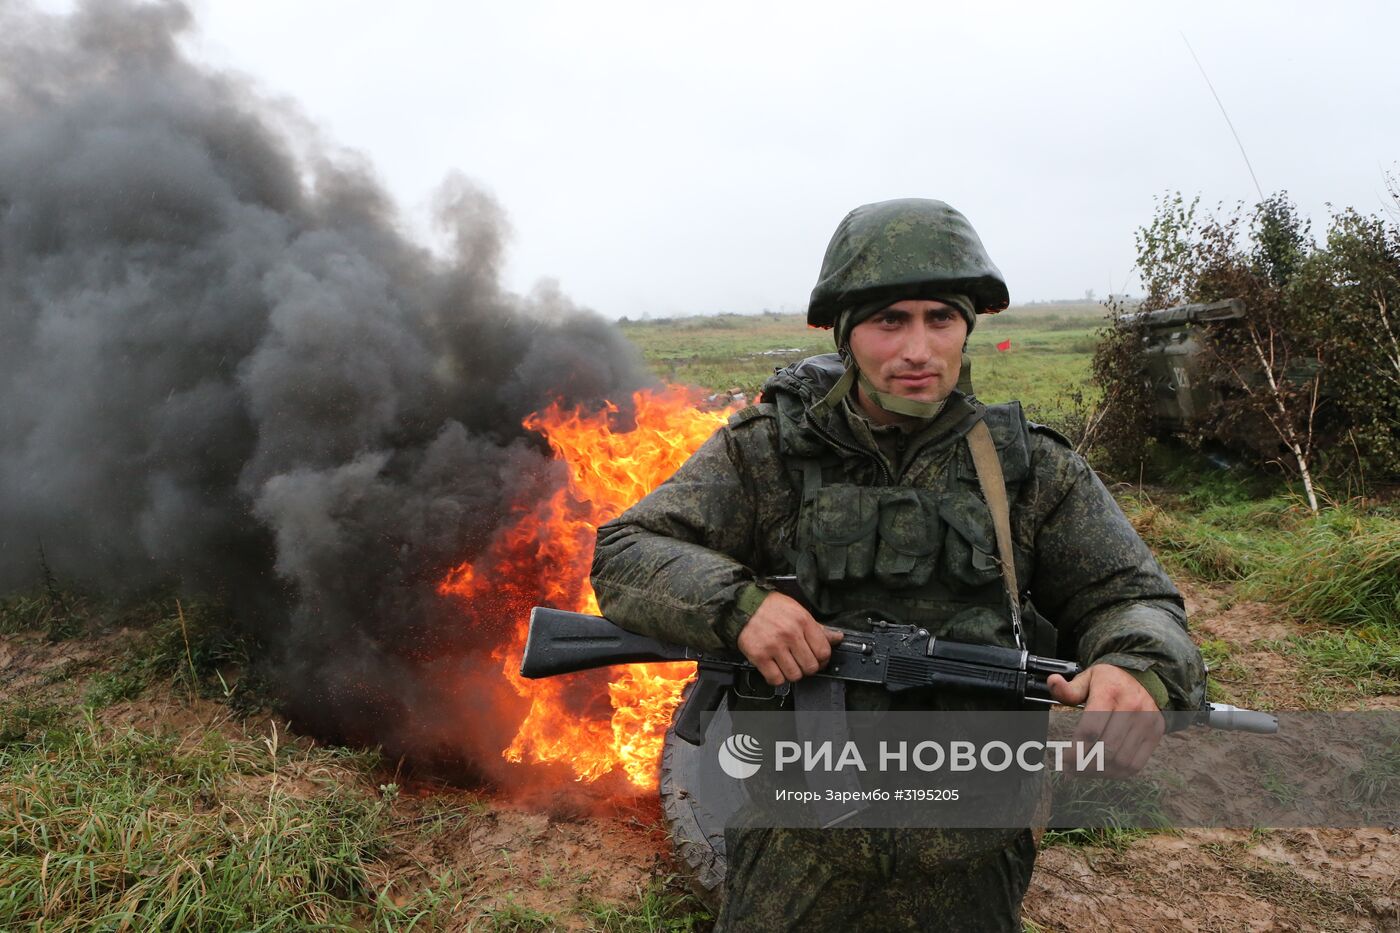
[1046,665,1165,778]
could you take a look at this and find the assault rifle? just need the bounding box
[520,606,1279,744]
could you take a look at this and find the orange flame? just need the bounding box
[437,386,735,789]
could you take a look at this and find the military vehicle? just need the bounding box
[1118,298,1247,435]
[1118,298,1324,456]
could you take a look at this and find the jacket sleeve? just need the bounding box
[1024,436,1206,712]
[590,420,771,651]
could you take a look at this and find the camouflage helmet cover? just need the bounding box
[808,199,1010,328]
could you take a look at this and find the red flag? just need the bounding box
[996,338,1012,352]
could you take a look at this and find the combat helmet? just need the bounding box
[808,199,1009,330]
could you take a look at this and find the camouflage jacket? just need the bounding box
[591,355,1204,710]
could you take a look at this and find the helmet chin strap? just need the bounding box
[856,369,949,420]
[811,353,949,422]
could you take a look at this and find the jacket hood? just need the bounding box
[760,353,846,407]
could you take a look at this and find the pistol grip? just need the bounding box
[672,669,734,746]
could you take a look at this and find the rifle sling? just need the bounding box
[966,419,1025,651]
[793,677,865,828]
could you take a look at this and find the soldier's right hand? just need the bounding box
[736,591,844,686]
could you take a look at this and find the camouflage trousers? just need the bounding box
[716,826,1037,933]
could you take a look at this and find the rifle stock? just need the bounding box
[519,607,689,678]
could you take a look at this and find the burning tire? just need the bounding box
[658,684,743,910]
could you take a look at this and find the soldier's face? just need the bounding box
[848,299,967,425]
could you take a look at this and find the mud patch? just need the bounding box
[1028,828,1400,932]
[1178,580,1343,712]
[1187,577,1304,650]
[364,791,679,929]
[0,626,133,705]
[1022,580,1399,931]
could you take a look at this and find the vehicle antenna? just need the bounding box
[1181,32,1265,202]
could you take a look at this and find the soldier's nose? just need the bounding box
[901,335,932,364]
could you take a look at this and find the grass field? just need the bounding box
[619,303,1106,427]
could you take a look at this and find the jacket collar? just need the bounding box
[762,353,982,462]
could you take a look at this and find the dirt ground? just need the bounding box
[4,578,1397,931]
[1019,581,1398,932]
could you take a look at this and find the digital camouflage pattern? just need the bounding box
[593,356,1202,708]
[807,199,1011,329]
[722,826,1036,933]
[591,355,1205,931]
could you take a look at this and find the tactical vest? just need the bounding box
[767,376,1058,664]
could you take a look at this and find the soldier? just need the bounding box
[591,199,1205,931]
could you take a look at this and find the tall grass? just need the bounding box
[1121,456,1400,635]
[1242,509,1400,628]
[1126,501,1258,582]
[1127,493,1400,699]
[1267,630,1400,697]
[1120,467,1397,700]
[0,716,433,931]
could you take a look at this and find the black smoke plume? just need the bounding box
[0,0,650,768]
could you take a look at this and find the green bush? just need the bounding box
[1094,190,1400,494]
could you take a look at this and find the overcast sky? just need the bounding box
[74,1,1400,317]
